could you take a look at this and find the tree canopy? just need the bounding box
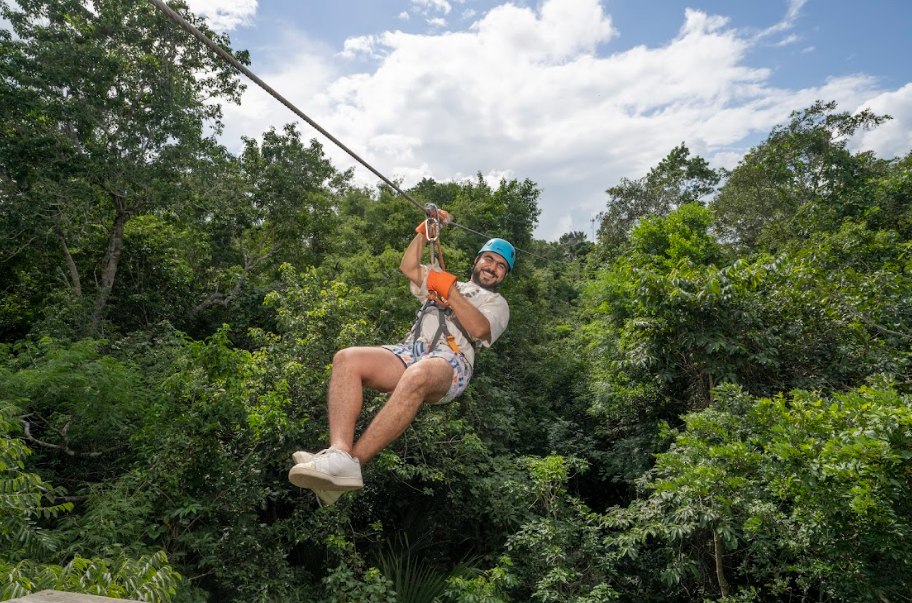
[1,1,910,601]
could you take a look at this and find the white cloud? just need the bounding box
[411,0,451,16]
[185,0,257,32]
[851,83,912,159]
[216,0,909,240]
[773,33,800,47]
[555,213,574,237]
[755,0,807,41]
[218,34,339,150]
[368,133,422,162]
[3,0,253,33]
[320,0,889,238]
[339,35,382,60]
[390,162,434,185]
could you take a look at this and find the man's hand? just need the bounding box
[426,269,457,299]
[415,209,451,236]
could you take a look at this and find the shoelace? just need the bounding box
[311,447,355,462]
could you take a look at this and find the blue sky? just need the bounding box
[184,0,912,240]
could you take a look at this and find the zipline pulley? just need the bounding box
[421,203,448,272]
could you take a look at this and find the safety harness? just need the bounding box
[407,298,475,359]
[406,204,477,362]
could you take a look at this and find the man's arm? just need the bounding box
[400,233,493,343]
[400,233,427,287]
[446,287,492,343]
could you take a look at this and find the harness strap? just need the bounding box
[408,299,474,359]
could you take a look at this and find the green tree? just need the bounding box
[581,205,734,481]
[443,175,541,264]
[711,100,890,252]
[2,553,182,602]
[597,143,720,253]
[601,383,912,601]
[0,402,72,560]
[580,172,912,483]
[176,125,353,340]
[865,151,912,238]
[0,0,243,336]
[0,402,181,601]
[557,231,594,261]
[498,455,615,603]
[0,339,147,487]
[238,124,351,268]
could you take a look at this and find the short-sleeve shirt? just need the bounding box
[406,265,510,368]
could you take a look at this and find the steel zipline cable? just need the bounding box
[147,0,428,211]
[148,0,551,260]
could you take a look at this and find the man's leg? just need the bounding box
[289,350,452,492]
[351,356,453,463]
[327,346,405,454]
[289,346,405,492]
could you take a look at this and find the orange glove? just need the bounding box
[415,209,451,236]
[426,269,457,299]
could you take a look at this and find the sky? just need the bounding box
[184,1,911,240]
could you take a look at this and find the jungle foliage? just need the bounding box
[1,1,911,601]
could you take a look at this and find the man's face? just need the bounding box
[471,251,509,290]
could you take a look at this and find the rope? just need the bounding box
[148,0,546,261]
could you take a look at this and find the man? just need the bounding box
[288,213,514,504]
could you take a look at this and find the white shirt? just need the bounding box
[407,266,510,367]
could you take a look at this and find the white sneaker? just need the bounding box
[289,451,344,506]
[291,451,312,465]
[289,447,363,492]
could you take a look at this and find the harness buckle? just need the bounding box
[427,291,450,308]
[445,334,461,355]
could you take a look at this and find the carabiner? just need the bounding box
[421,203,441,242]
[422,218,440,242]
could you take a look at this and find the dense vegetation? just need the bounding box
[2,1,910,601]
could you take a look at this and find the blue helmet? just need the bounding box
[476,238,516,271]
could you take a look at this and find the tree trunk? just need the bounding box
[90,193,129,335]
[713,529,731,598]
[57,227,82,297]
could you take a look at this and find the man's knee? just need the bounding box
[333,347,404,392]
[400,359,452,397]
[333,347,357,367]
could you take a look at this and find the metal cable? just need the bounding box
[147,0,426,213]
[449,220,491,241]
[148,0,548,260]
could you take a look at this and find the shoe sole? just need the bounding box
[288,464,363,490]
[289,451,362,504]
[291,452,343,505]
[313,489,343,506]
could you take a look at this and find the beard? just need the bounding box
[471,265,502,291]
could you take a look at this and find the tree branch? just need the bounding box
[21,419,111,458]
[713,530,731,598]
[833,291,912,340]
[57,227,82,297]
[90,192,131,334]
[192,246,273,314]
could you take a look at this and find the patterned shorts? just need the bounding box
[381,341,473,404]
